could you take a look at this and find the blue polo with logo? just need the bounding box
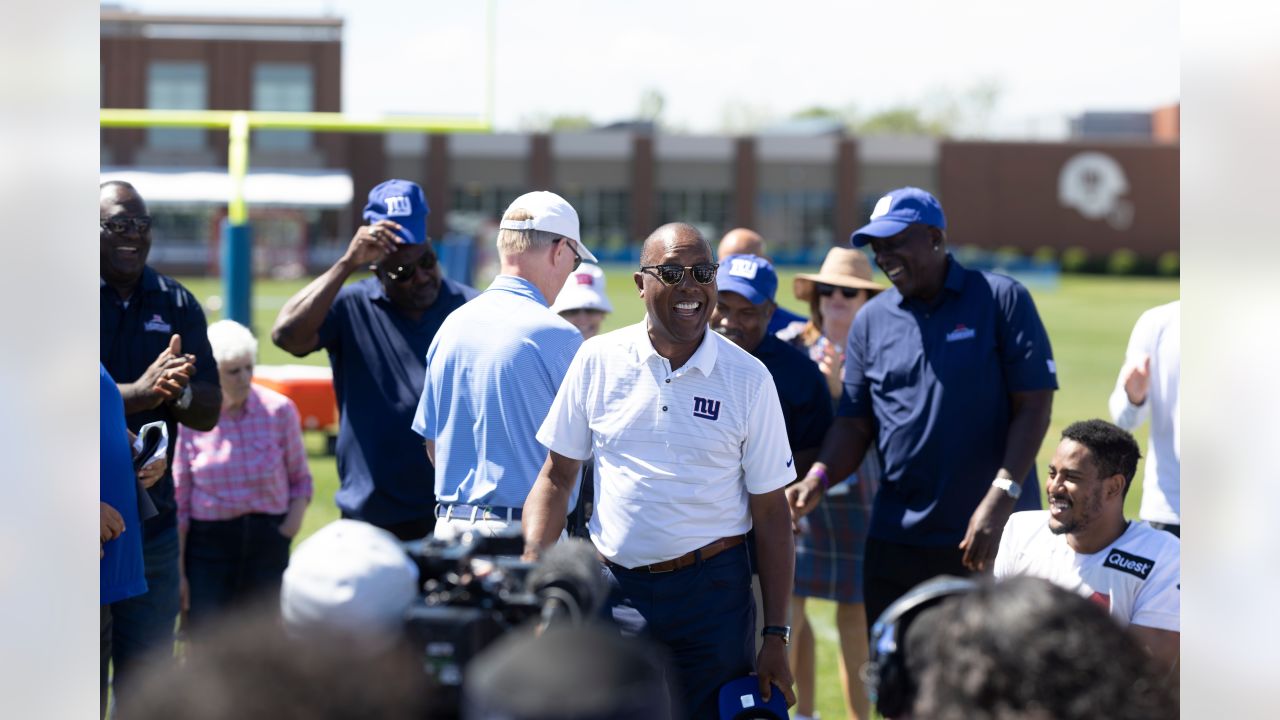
[839,256,1057,545]
[100,266,220,537]
[317,276,479,525]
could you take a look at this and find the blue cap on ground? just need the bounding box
[718,676,788,720]
[717,254,778,305]
[363,179,429,245]
[850,186,946,247]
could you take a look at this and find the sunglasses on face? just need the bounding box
[101,215,152,235]
[816,283,864,299]
[382,252,438,282]
[556,237,583,272]
[640,263,719,286]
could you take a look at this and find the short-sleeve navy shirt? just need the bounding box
[839,256,1057,545]
[753,334,832,455]
[100,267,220,538]
[316,276,478,526]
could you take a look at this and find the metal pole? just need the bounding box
[222,111,252,328]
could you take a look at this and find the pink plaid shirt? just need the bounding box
[174,384,313,532]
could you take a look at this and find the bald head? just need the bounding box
[717,228,766,261]
[641,223,710,265]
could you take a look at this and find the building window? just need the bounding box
[252,63,313,152]
[658,190,733,244]
[755,191,835,262]
[146,61,207,150]
[560,189,630,255]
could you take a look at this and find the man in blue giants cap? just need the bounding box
[787,186,1059,635]
[273,179,479,541]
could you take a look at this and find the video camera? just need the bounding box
[402,533,606,718]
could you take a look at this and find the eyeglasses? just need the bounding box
[100,215,152,235]
[557,237,583,272]
[640,263,719,286]
[382,252,438,282]
[816,283,864,299]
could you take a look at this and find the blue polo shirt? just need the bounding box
[752,334,832,455]
[100,267,220,538]
[767,305,808,336]
[840,256,1057,546]
[317,276,478,525]
[101,364,147,605]
[413,275,583,510]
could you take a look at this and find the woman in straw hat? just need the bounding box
[783,247,884,720]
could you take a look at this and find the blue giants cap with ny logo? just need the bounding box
[850,187,946,247]
[363,179,430,245]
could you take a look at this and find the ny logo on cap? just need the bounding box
[870,194,894,220]
[385,196,413,217]
[728,258,759,279]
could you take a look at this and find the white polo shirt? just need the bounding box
[994,511,1180,632]
[537,321,795,568]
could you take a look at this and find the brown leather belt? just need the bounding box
[602,535,746,574]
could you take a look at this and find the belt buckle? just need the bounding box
[646,562,675,574]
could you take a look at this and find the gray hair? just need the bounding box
[206,319,259,366]
[496,208,561,256]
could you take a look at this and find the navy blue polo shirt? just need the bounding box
[839,256,1057,546]
[317,276,478,526]
[100,267,220,538]
[752,334,832,454]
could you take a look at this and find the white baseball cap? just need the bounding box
[499,190,599,264]
[550,263,613,314]
[280,519,419,650]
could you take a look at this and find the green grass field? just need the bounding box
[178,266,1177,720]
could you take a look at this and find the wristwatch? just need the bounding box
[991,476,1022,500]
[173,385,193,410]
[761,625,791,645]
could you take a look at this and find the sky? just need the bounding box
[104,0,1179,137]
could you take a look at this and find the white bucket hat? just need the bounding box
[550,263,613,314]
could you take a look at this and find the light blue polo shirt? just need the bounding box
[413,275,583,509]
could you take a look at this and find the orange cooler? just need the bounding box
[252,364,338,432]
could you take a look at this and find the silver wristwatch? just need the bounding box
[992,476,1021,500]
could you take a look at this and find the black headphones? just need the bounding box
[862,575,978,718]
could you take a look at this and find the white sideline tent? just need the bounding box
[99,167,353,207]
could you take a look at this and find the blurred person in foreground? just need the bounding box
[781,246,885,720]
[1109,300,1180,536]
[414,191,593,541]
[995,419,1180,675]
[550,261,613,341]
[905,576,1177,720]
[716,227,806,335]
[787,187,1057,632]
[101,363,161,718]
[549,262,614,537]
[100,180,222,710]
[524,223,797,718]
[273,179,478,541]
[709,254,830,679]
[174,320,312,632]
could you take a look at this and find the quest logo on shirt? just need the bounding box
[946,323,976,342]
[1104,549,1155,580]
[143,314,172,333]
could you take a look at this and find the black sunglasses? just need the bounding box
[101,215,152,235]
[640,263,719,286]
[382,252,438,282]
[556,237,583,272]
[816,283,864,299]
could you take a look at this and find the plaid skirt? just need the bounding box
[794,487,871,604]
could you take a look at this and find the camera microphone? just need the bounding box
[525,539,607,628]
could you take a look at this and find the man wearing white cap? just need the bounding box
[413,191,595,540]
[549,263,613,341]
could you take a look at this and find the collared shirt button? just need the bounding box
[662,405,668,411]
[665,378,671,383]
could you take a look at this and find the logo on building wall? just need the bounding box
[1057,151,1134,230]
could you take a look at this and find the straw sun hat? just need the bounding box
[793,247,885,302]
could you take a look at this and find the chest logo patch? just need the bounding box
[1104,549,1155,580]
[946,324,976,342]
[692,396,721,421]
[143,314,172,334]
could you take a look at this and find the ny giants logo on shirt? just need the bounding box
[143,314,171,333]
[692,396,721,421]
[1104,549,1155,580]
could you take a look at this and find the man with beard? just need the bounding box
[523,224,797,719]
[273,179,477,540]
[994,419,1180,674]
[100,180,222,712]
